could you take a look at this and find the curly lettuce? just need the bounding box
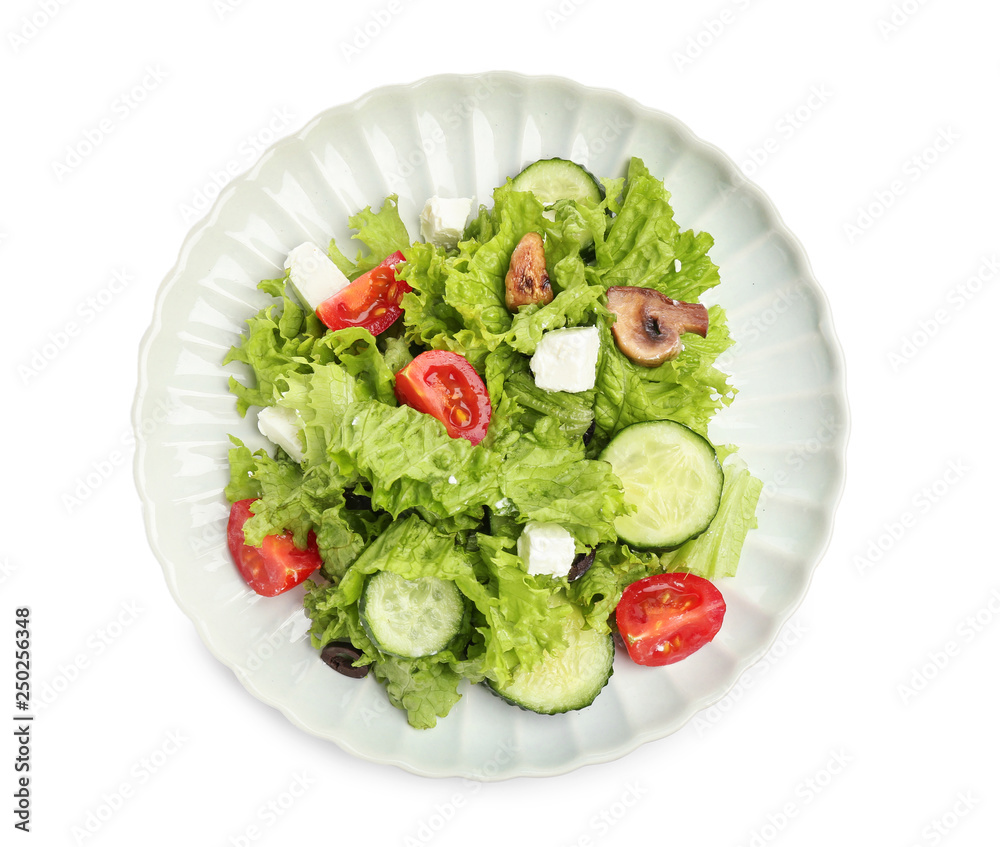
[224,157,761,728]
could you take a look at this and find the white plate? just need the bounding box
[133,72,848,780]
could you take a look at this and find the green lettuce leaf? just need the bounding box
[224,437,369,581]
[400,182,609,370]
[470,534,571,685]
[228,154,763,730]
[591,305,735,452]
[660,455,763,580]
[566,543,657,632]
[483,344,594,441]
[498,417,625,547]
[310,326,410,406]
[504,255,607,355]
[321,400,501,525]
[304,515,570,726]
[326,195,411,279]
[369,656,467,730]
[397,241,494,367]
[223,278,329,415]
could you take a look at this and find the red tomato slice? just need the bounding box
[226,499,323,597]
[379,250,406,269]
[394,350,492,445]
[316,250,409,335]
[615,573,726,666]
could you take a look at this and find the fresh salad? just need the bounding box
[222,156,762,728]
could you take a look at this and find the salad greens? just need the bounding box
[224,157,762,728]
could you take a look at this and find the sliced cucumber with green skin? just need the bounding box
[488,607,614,715]
[510,158,604,206]
[359,571,466,659]
[600,420,724,549]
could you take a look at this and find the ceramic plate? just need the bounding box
[133,72,848,779]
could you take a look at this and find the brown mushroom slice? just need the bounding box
[606,286,709,366]
[505,232,553,311]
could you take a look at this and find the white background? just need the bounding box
[3,0,998,845]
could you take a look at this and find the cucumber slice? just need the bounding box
[488,605,614,715]
[600,420,724,549]
[510,158,604,206]
[359,571,465,659]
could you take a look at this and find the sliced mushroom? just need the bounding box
[606,286,709,366]
[505,232,553,311]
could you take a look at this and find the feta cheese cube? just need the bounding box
[529,326,600,393]
[516,522,576,579]
[283,241,351,311]
[419,196,473,249]
[257,404,305,464]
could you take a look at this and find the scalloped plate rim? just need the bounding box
[132,71,849,780]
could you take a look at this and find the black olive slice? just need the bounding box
[568,549,596,582]
[320,642,369,678]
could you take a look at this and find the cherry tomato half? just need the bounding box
[615,573,726,666]
[226,499,323,597]
[316,250,409,335]
[394,350,492,445]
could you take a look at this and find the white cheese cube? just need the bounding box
[257,404,305,464]
[516,522,576,578]
[283,241,351,311]
[419,196,473,249]
[529,326,600,393]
